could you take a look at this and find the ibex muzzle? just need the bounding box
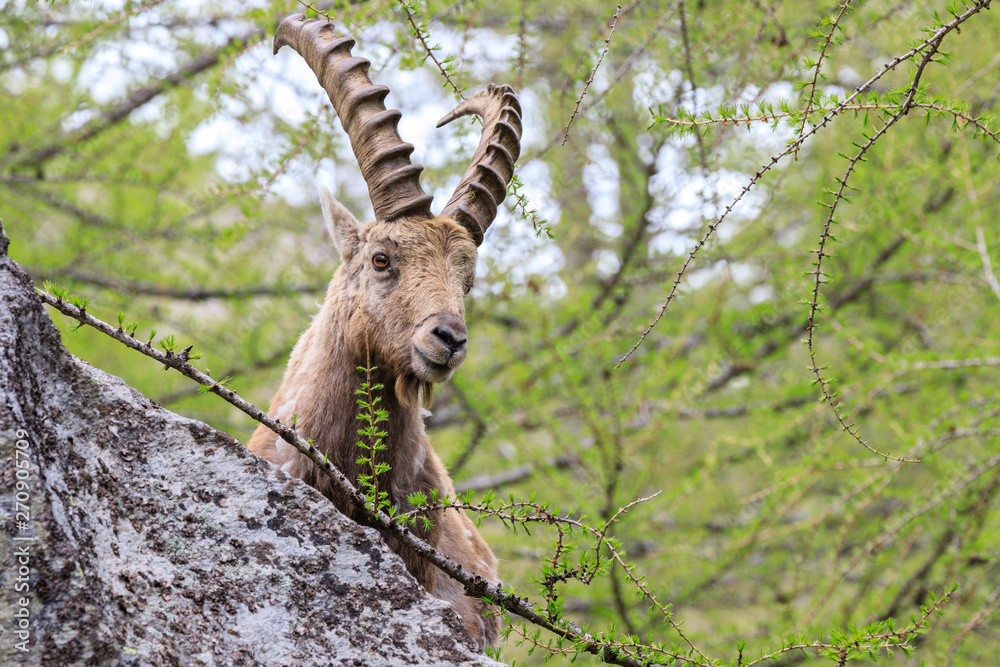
[416,311,468,380]
[247,14,523,649]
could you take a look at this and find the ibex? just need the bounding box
[247,15,522,648]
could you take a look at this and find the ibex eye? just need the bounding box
[372,253,390,271]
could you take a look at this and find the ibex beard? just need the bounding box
[247,13,522,650]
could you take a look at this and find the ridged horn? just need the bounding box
[274,14,433,222]
[437,84,522,246]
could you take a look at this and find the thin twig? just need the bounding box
[910,357,1000,371]
[454,454,578,493]
[561,1,622,146]
[651,102,1000,145]
[524,0,680,163]
[795,0,856,158]
[515,0,528,90]
[397,0,466,99]
[974,226,1000,302]
[678,0,712,179]
[38,270,326,301]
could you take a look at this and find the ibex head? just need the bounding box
[273,15,521,395]
[320,193,477,386]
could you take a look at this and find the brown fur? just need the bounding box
[248,191,499,647]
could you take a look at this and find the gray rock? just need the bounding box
[0,222,502,667]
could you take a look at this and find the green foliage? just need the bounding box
[7,0,1000,664]
[355,364,392,514]
[509,174,554,239]
[197,375,233,394]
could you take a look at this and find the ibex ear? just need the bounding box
[319,187,360,260]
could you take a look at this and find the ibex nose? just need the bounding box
[415,312,468,378]
[432,324,467,354]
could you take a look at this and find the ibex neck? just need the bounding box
[279,283,428,506]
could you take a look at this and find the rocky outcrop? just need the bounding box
[0,222,502,666]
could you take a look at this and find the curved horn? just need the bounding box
[437,84,522,246]
[274,14,433,222]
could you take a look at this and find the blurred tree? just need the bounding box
[4,0,1000,664]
